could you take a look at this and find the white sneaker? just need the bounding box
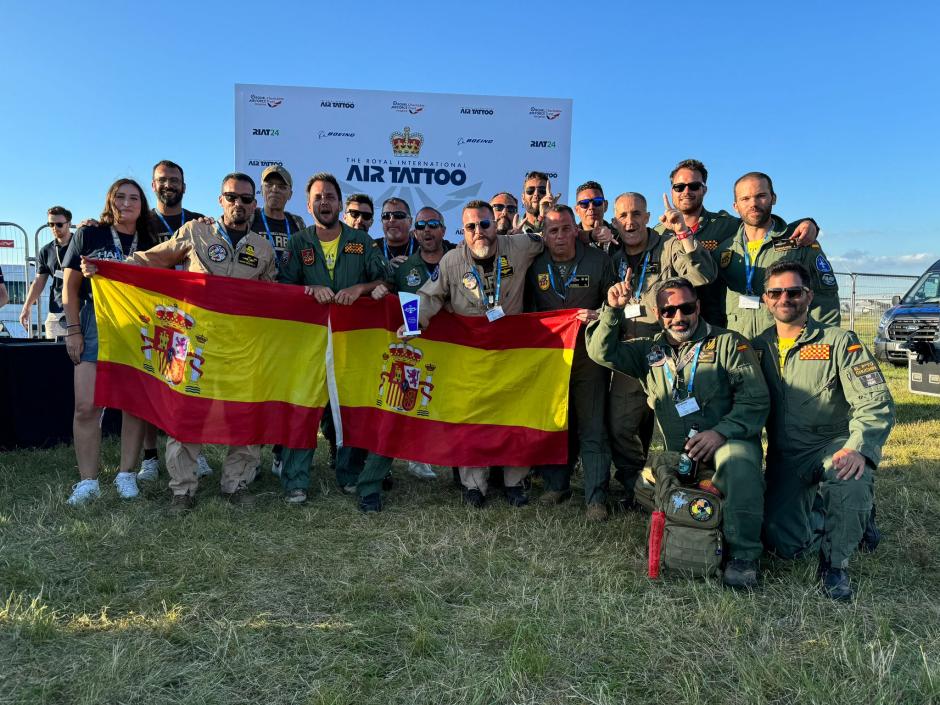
[137,457,159,481]
[407,461,437,479]
[271,458,283,477]
[114,471,140,499]
[196,453,213,478]
[67,479,100,506]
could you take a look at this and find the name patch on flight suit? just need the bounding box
[301,248,315,265]
[700,240,718,251]
[799,343,831,360]
[773,239,798,252]
[569,274,590,288]
[852,360,885,388]
[720,251,732,268]
[699,338,718,363]
[537,273,550,291]
[498,256,514,277]
[646,261,661,275]
[237,252,259,267]
[344,243,364,255]
[207,243,227,262]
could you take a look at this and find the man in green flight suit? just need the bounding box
[524,205,617,520]
[586,276,770,589]
[714,171,840,340]
[277,172,389,504]
[753,261,895,601]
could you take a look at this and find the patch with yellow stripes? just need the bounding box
[847,343,862,354]
[799,343,831,360]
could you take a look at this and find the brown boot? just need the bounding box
[167,493,195,516]
[539,489,572,506]
[221,488,256,507]
[586,503,609,522]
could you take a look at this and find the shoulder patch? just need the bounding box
[301,248,315,266]
[815,254,832,273]
[852,360,885,387]
[847,343,862,354]
[737,342,750,352]
[821,272,837,287]
[810,243,821,249]
[537,272,550,291]
[799,343,831,360]
[720,251,732,268]
[343,242,365,255]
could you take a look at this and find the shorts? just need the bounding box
[45,311,68,339]
[79,303,98,363]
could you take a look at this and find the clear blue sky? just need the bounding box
[2,0,937,274]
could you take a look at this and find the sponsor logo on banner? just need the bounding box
[522,170,558,179]
[376,342,435,416]
[459,107,494,115]
[391,100,425,115]
[252,128,280,136]
[529,106,563,120]
[320,100,355,109]
[530,140,557,148]
[456,137,494,145]
[138,305,206,393]
[318,130,356,139]
[248,94,283,108]
[391,127,424,155]
[247,159,283,167]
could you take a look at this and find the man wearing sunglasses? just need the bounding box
[375,197,418,271]
[524,205,616,520]
[251,165,306,270]
[716,172,840,341]
[490,192,520,235]
[19,206,73,338]
[752,262,894,601]
[518,171,562,234]
[573,181,619,255]
[586,276,770,589]
[344,193,375,234]
[149,160,205,244]
[412,200,544,507]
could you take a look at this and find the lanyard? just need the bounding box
[741,225,773,295]
[662,340,704,400]
[385,237,415,260]
[470,259,501,307]
[260,209,290,250]
[110,227,138,261]
[155,209,185,235]
[547,262,578,300]
[423,260,440,280]
[620,250,651,300]
[215,222,233,249]
[54,237,70,269]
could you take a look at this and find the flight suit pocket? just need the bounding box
[800,376,837,407]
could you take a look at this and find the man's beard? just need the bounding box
[158,189,183,208]
[666,325,695,343]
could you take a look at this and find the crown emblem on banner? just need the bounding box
[390,127,423,156]
[386,342,423,365]
[154,304,195,332]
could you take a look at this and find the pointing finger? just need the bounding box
[623,266,632,283]
[662,193,672,212]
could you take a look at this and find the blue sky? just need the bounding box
[2,0,937,274]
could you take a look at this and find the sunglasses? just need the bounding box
[48,222,68,229]
[492,204,518,214]
[765,286,808,300]
[524,186,547,196]
[222,192,255,205]
[576,197,605,209]
[464,220,492,233]
[415,219,442,230]
[659,302,697,318]
[672,181,704,193]
[346,208,374,220]
[381,211,409,221]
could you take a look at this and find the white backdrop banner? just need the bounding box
[234,84,572,239]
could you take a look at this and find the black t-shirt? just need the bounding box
[63,225,152,303]
[149,208,205,243]
[251,210,305,266]
[373,236,419,260]
[37,238,71,313]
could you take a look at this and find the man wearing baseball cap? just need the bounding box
[252,165,306,270]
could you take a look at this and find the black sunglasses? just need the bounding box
[492,204,518,214]
[672,182,704,193]
[524,186,547,196]
[415,219,442,230]
[576,197,605,209]
[381,211,409,221]
[765,286,808,300]
[222,192,255,205]
[48,222,68,228]
[346,208,374,220]
[659,302,697,318]
[464,220,492,233]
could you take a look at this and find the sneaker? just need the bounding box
[284,489,307,504]
[505,486,529,508]
[722,559,759,589]
[221,488,256,507]
[406,461,437,479]
[137,457,159,481]
[859,505,881,553]
[463,488,485,508]
[114,471,140,500]
[818,555,854,601]
[271,458,283,478]
[359,492,383,513]
[67,479,100,506]
[167,494,195,516]
[539,489,572,506]
[586,503,609,522]
[196,454,213,478]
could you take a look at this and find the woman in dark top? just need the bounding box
[62,178,156,505]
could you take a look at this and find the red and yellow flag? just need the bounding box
[91,261,329,447]
[329,297,580,467]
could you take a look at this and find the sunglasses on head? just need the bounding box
[222,192,254,205]
[672,181,704,193]
[577,197,605,209]
[464,220,492,233]
[492,203,518,214]
[415,219,442,230]
[48,222,68,229]
[381,211,409,221]
[659,302,697,318]
[525,186,547,196]
[346,208,373,220]
[765,286,808,300]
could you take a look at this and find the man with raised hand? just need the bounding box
[518,171,562,235]
[375,197,418,272]
[573,180,619,255]
[752,261,894,601]
[605,192,718,504]
[524,205,616,520]
[490,192,521,235]
[251,165,306,270]
[586,276,769,589]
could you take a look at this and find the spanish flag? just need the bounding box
[91,261,329,447]
[329,297,579,467]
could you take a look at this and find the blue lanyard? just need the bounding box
[155,209,185,235]
[260,210,290,250]
[741,227,772,295]
[619,250,651,298]
[385,238,415,260]
[662,340,704,400]
[547,262,578,300]
[215,223,233,249]
[470,259,501,307]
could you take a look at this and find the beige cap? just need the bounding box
[261,164,293,189]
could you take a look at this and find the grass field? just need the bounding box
[1,365,939,705]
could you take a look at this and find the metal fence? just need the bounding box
[833,271,918,343]
[0,222,31,337]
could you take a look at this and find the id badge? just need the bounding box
[675,397,700,417]
[623,303,644,319]
[486,305,506,323]
[738,295,761,309]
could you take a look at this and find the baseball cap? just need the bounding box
[261,165,292,189]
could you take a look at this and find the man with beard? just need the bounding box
[715,172,840,340]
[20,206,73,338]
[490,192,520,235]
[410,200,544,507]
[344,193,375,234]
[752,262,894,601]
[517,171,562,235]
[277,173,389,504]
[573,181,619,255]
[586,277,769,589]
[375,197,418,271]
[251,165,306,270]
[606,193,717,505]
[524,206,616,520]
